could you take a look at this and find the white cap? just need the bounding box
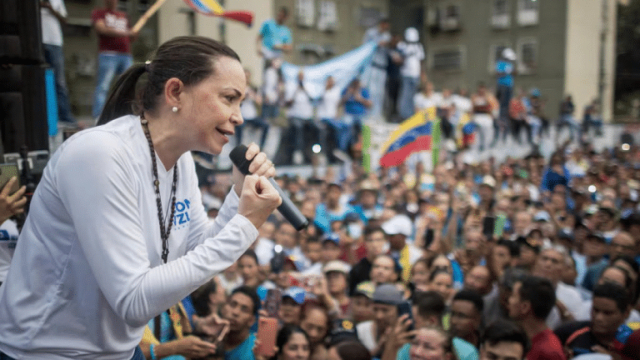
[381,215,413,237]
[404,27,419,42]
[502,48,516,61]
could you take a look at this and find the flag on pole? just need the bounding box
[379,108,439,168]
[183,0,254,27]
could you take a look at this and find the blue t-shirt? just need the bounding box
[225,333,256,360]
[314,203,356,234]
[496,60,514,87]
[260,19,292,52]
[343,88,370,116]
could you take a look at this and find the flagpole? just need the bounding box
[362,124,371,174]
[131,0,168,33]
[431,115,441,171]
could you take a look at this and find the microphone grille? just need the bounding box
[229,145,252,175]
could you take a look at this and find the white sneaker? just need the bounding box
[293,151,304,165]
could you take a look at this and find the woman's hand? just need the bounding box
[238,175,282,229]
[233,143,276,197]
[0,177,26,224]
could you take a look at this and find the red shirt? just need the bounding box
[91,8,130,54]
[527,329,566,360]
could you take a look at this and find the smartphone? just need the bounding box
[256,317,279,357]
[482,216,496,240]
[397,301,415,332]
[0,164,20,196]
[271,248,285,274]
[264,289,281,319]
[423,228,435,249]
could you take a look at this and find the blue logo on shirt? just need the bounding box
[173,199,191,230]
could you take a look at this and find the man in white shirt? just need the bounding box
[285,71,315,165]
[40,0,77,126]
[362,18,391,119]
[397,27,424,120]
[317,76,347,159]
[533,244,584,328]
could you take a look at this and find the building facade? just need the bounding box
[392,0,616,122]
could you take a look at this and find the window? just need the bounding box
[494,0,508,15]
[492,0,510,29]
[440,4,461,31]
[317,0,338,31]
[518,0,539,26]
[359,7,383,28]
[517,38,537,74]
[296,0,315,27]
[489,42,510,73]
[431,48,465,71]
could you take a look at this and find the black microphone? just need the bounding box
[229,145,309,231]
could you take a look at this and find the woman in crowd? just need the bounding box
[0,36,281,359]
[270,325,311,360]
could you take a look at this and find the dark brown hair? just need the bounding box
[97,36,240,125]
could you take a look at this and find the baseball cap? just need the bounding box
[328,319,359,346]
[282,286,306,305]
[481,175,496,188]
[322,233,341,246]
[381,215,413,237]
[372,284,404,305]
[533,211,551,222]
[353,281,375,299]
[324,260,350,275]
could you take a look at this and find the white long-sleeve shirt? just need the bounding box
[0,116,258,359]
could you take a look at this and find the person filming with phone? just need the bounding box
[0,37,282,360]
[0,177,27,289]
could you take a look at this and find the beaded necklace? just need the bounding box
[141,116,177,263]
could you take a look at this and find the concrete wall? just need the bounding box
[273,0,389,65]
[564,0,604,121]
[424,0,569,120]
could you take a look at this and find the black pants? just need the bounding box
[386,77,401,122]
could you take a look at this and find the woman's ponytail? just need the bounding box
[96,63,146,126]
[97,36,241,126]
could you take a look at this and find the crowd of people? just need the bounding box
[109,137,640,360]
[0,1,634,360]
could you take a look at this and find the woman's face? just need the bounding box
[409,328,449,360]
[300,308,329,346]
[412,262,430,289]
[180,56,245,155]
[281,333,311,360]
[238,256,260,287]
[429,273,453,300]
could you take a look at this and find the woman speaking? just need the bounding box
[0,36,281,359]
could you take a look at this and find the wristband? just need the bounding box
[150,344,158,360]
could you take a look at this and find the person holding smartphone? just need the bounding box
[0,177,27,288]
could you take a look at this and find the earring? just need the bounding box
[172,106,178,113]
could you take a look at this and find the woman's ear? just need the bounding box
[164,77,184,108]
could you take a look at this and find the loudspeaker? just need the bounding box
[0,0,44,64]
[0,65,49,153]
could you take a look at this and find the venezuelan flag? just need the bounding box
[183,0,254,26]
[379,108,438,168]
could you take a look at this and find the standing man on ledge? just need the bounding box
[91,0,137,121]
[256,6,292,61]
[40,0,78,128]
